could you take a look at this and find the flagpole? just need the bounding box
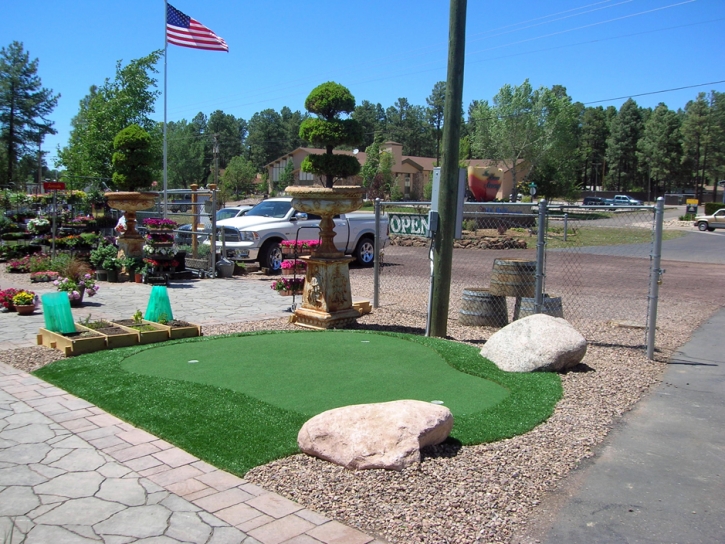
[163,0,169,219]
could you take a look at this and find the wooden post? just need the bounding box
[430,0,467,338]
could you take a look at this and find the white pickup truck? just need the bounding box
[207,197,388,269]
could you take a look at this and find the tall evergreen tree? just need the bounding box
[636,103,682,195]
[680,92,711,198]
[426,81,446,163]
[0,41,59,188]
[207,110,247,169]
[579,106,609,190]
[352,100,386,149]
[605,98,644,191]
[245,108,286,171]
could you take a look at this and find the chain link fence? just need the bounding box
[357,200,661,349]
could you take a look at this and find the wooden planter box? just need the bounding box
[37,326,107,357]
[110,320,170,345]
[77,322,139,349]
[165,322,201,340]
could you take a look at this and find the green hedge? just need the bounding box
[704,202,725,215]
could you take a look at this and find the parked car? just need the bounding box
[612,195,643,206]
[582,197,607,206]
[694,208,725,231]
[204,197,388,269]
[175,206,253,245]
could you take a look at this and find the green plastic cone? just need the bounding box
[145,285,174,322]
[41,292,76,334]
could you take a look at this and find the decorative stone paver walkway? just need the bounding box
[0,363,383,544]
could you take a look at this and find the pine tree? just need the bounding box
[0,41,59,188]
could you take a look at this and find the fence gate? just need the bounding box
[365,199,662,354]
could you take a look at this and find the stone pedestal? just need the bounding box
[293,255,361,329]
[285,186,365,329]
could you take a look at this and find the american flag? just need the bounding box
[166,4,228,52]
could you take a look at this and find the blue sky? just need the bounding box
[3,0,724,167]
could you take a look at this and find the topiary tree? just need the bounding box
[111,124,155,192]
[298,82,364,188]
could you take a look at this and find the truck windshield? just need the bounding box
[246,201,291,219]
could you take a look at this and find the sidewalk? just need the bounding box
[0,275,295,350]
[0,276,383,543]
[529,308,725,543]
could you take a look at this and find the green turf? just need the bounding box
[34,330,562,476]
[120,332,509,416]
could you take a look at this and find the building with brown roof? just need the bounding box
[266,141,528,200]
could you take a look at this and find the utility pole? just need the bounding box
[429,0,467,338]
[213,134,220,194]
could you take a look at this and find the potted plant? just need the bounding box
[11,290,36,315]
[53,262,99,307]
[271,277,305,296]
[102,255,122,283]
[90,242,118,281]
[0,288,20,311]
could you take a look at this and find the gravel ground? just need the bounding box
[0,268,715,544]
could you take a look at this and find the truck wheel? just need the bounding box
[259,241,283,270]
[698,222,709,232]
[354,237,375,267]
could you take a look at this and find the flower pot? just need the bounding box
[106,269,119,283]
[135,273,143,283]
[69,287,85,308]
[15,304,36,316]
[278,289,303,296]
[95,270,108,281]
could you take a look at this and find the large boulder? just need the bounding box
[480,314,587,372]
[297,400,453,470]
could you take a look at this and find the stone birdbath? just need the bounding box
[105,191,157,259]
[286,186,365,329]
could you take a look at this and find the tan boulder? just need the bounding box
[297,400,454,470]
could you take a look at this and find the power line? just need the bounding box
[584,80,725,105]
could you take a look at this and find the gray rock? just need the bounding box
[298,400,453,470]
[480,314,587,372]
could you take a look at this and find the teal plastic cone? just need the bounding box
[41,292,76,334]
[145,285,174,322]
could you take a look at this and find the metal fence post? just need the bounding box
[534,199,547,313]
[647,197,665,360]
[373,198,380,308]
[209,185,217,277]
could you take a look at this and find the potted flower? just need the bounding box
[27,217,51,235]
[143,218,178,231]
[271,277,305,296]
[281,259,306,276]
[0,288,20,311]
[54,273,99,307]
[12,290,37,315]
[30,270,60,283]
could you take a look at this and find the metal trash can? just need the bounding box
[215,258,234,278]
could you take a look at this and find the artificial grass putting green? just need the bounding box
[120,332,509,416]
[35,330,562,476]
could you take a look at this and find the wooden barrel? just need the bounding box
[459,288,508,327]
[519,295,564,319]
[489,259,536,298]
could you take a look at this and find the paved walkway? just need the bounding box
[0,275,383,543]
[0,275,297,350]
[533,308,725,543]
